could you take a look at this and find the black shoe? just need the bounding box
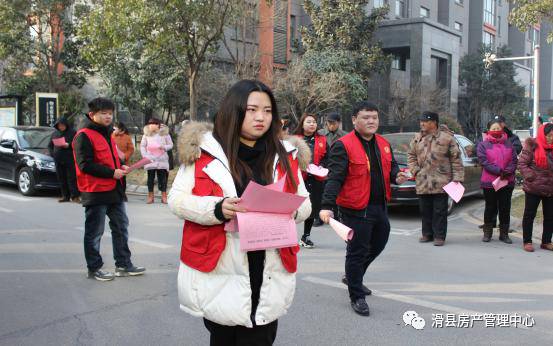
[87,269,115,281]
[419,235,434,243]
[351,298,370,316]
[115,265,146,277]
[342,275,372,295]
[313,219,324,227]
[299,235,314,248]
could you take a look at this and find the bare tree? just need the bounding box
[387,80,450,132]
[272,59,349,122]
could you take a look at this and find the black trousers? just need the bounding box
[146,169,168,192]
[483,186,514,227]
[55,161,79,199]
[522,192,553,244]
[303,175,323,236]
[341,205,390,301]
[484,186,514,227]
[419,193,448,240]
[203,319,278,346]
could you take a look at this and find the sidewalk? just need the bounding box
[468,190,544,243]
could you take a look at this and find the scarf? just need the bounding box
[485,131,507,144]
[535,125,553,169]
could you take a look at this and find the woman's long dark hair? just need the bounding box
[213,80,297,189]
[294,113,318,135]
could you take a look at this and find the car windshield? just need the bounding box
[17,129,54,149]
[382,133,415,165]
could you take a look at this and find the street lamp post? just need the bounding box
[483,45,540,138]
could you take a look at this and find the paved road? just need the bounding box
[0,184,552,345]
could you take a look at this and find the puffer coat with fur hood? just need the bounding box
[168,122,312,328]
[140,124,173,171]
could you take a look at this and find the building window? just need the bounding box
[391,54,407,71]
[483,0,495,26]
[483,31,495,47]
[395,0,406,18]
[454,22,462,31]
[497,16,501,35]
[455,0,463,4]
[374,0,386,7]
[420,6,429,18]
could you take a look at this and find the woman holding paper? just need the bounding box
[476,120,518,243]
[518,123,553,252]
[168,80,311,345]
[294,113,329,248]
[140,118,173,204]
[48,116,80,203]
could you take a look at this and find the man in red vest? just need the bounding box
[73,98,145,281]
[320,101,407,316]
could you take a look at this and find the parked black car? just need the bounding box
[0,126,60,196]
[383,132,483,214]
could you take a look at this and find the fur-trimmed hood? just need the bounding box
[282,135,311,171]
[176,121,311,169]
[143,124,170,137]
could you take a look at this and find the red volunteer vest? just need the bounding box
[180,151,301,273]
[335,132,392,210]
[73,128,121,192]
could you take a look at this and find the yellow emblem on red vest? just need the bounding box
[384,146,390,153]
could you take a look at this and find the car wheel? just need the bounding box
[17,167,36,196]
[447,196,454,215]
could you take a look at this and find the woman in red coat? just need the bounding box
[295,113,329,248]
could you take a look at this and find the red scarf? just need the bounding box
[485,131,506,144]
[535,125,553,169]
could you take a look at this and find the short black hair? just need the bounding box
[88,97,115,113]
[487,119,502,130]
[352,101,379,117]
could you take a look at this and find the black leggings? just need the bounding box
[522,192,553,244]
[147,169,168,192]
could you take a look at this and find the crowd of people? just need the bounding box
[45,79,553,345]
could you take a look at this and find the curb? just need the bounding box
[466,192,544,243]
[126,184,162,197]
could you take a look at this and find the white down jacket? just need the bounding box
[168,122,311,328]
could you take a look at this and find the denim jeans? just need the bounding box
[341,205,390,301]
[84,202,132,271]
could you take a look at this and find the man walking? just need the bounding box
[73,98,145,281]
[408,111,464,246]
[318,112,348,147]
[319,102,407,316]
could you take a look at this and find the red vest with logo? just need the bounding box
[336,132,392,210]
[180,151,301,273]
[73,128,121,193]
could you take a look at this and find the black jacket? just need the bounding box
[73,115,125,206]
[48,117,77,164]
[504,127,522,155]
[321,131,400,217]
